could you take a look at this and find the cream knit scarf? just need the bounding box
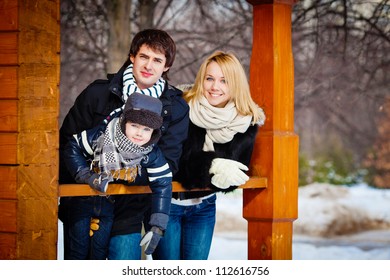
[189,95,252,152]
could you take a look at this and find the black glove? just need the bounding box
[140,226,164,255]
[75,168,112,193]
[87,173,110,193]
[139,213,169,255]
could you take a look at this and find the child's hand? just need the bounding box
[140,226,164,255]
[87,173,112,193]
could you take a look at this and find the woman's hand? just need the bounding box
[209,158,249,189]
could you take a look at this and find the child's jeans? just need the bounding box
[60,196,114,260]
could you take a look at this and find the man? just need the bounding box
[59,29,189,260]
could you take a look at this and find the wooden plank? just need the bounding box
[18,131,58,165]
[19,1,60,65]
[12,0,60,260]
[17,230,57,260]
[0,67,18,99]
[0,33,18,65]
[59,177,267,197]
[0,166,17,199]
[0,100,17,132]
[0,200,17,233]
[0,133,17,164]
[0,0,18,31]
[17,165,58,199]
[18,64,59,99]
[0,233,16,260]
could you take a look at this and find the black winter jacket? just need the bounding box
[173,121,258,200]
[59,61,189,235]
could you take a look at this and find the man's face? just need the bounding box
[130,45,169,90]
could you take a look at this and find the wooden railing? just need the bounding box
[58,177,267,197]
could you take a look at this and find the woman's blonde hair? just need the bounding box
[184,51,262,124]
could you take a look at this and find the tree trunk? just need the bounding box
[107,0,132,73]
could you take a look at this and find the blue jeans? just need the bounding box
[60,196,114,260]
[153,194,216,260]
[108,233,142,260]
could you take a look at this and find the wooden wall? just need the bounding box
[0,0,60,259]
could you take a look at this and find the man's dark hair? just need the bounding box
[129,29,176,78]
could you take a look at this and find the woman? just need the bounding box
[153,51,265,260]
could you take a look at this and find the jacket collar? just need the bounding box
[107,61,130,100]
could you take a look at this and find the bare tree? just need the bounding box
[292,0,389,167]
[60,0,389,185]
[107,1,132,72]
[60,0,252,124]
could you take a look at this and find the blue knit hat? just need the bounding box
[122,92,163,130]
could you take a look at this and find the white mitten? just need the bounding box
[209,158,249,189]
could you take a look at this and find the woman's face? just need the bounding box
[202,61,231,108]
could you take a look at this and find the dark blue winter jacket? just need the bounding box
[64,118,172,216]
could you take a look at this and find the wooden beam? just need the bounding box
[0,0,60,260]
[59,177,267,197]
[244,0,299,260]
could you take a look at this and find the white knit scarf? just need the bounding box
[104,65,166,125]
[122,64,165,102]
[189,95,252,152]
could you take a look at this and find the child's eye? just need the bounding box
[144,127,152,132]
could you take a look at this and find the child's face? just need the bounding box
[125,122,153,146]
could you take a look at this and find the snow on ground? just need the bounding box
[209,183,390,260]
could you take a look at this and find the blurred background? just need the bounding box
[59,0,389,189]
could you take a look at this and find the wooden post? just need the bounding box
[244,0,299,259]
[0,0,60,259]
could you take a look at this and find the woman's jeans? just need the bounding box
[153,194,216,260]
[60,196,114,260]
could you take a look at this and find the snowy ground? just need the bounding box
[209,183,390,260]
[58,183,390,260]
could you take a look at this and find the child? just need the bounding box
[62,92,172,259]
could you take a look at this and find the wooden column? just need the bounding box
[0,0,60,259]
[244,0,299,259]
